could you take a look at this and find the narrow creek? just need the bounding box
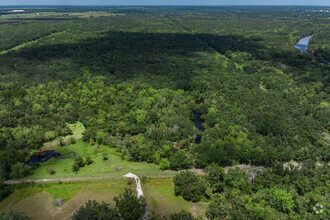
[194,111,205,143]
[193,99,205,143]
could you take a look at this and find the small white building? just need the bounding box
[12,10,25,13]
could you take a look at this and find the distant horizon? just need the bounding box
[1,4,330,7]
[1,0,329,7]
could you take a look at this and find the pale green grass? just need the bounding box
[0,180,133,219]
[0,178,205,219]
[144,179,207,218]
[42,122,85,150]
[27,140,176,180]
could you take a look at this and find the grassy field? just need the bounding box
[0,180,133,219]
[0,11,124,20]
[24,140,176,180]
[144,179,207,218]
[0,179,205,219]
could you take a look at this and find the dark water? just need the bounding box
[26,150,61,165]
[194,112,205,143]
[294,35,313,52]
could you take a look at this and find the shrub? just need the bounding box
[47,167,56,175]
[72,200,120,220]
[160,158,170,170]
[72,163,80,172]
[59,137,65,146]
[171,210,195,220]
[127,178,133,185]
[0,211,30,220]
[10,163,31,179]
[141,176,148,184]
[74,156,85,167]
[102,152,108,161]
[85,156,94,165]
[69,137,76,144]
[173,171,206,202]
[113,188,147,220]
[169,151,192,170]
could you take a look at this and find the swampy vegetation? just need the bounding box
[0,6,329,219]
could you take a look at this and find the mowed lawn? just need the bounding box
[25,140,176,180]
[0,179,206,219]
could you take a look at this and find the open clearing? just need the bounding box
[0,11,124,20]
[0,179,205,219]
[22,140,176,180]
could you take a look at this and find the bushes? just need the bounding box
[46,167,56,175]
[10,163,31,179]
[0,211,30,220]
[206,195,229,220]
[72,200,120,220]
[0,179,11,202]
[102,152,108,161]
[169,151,192,171]
[72,156,94,172]
[173,171,206,202]
[73,189,147,220]
[205,163,225,193]
[170,210,196,220]
[159,158,170,170]
[113,188,147,220]
[85,156,94,165]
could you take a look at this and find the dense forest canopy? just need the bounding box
[0,6,329,219]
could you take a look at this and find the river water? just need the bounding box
[294,35,313,52]
[194,112,205,143]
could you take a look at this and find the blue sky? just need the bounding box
[1,0,329,6]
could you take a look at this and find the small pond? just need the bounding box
[294,35,313,52]
[26,150,61,165]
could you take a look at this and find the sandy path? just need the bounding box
[124,172,148,219]
[4,175,123,185]
[124,172,144,198]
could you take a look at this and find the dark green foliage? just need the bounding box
[224,168,251,192]
[74,156,85,167]
[72,163,80,172]
[0,211,30,220]
[102,152,108,161]
[84,156,94,165]
[0,179,11,201]
[204,164,225,193]
[72,156,88,172]
[10,163,31,179]
[169,151,192,171]
[72,200,120,220]
[113,188,146,220]
[173,171,206,202]
[127,178,133,185]
[206,195,229,220]
[159,158,170,170]
[0,7,329,219]
[170,210,195,220]
[46,167,56,175]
